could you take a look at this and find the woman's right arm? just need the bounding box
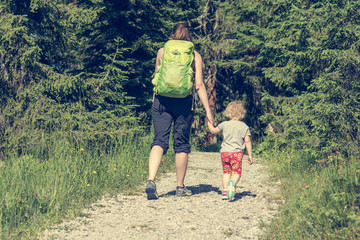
[194,51,214,125]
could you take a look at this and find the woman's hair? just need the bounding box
[170,23,193,42]
[223,101,246,120]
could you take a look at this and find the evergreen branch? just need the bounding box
[94,46,119,93]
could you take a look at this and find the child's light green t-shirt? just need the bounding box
[218,120,251,153]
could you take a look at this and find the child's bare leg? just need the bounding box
[222,173,231,190]
[231,173,241,184]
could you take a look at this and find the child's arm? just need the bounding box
[206,120,221,135]
[245,135,253,165]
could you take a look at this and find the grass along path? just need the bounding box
[41,152,282,239]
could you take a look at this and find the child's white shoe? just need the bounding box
[227,179,236,201]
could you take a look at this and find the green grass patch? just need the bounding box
[0,133,174,239]
[261,149,360,239]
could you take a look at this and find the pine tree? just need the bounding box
[190,0,359,156]
[0,0,140,155]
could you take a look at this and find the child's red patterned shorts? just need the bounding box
[220,152,243,176]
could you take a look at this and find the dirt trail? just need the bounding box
[42,152,282,240]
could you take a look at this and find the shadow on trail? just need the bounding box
[160,184,221,197]
[231,191,257,202]
[159,185,256,201]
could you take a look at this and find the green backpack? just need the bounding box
[152,40,195,98]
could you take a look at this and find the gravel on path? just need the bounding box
[42,152,282,240]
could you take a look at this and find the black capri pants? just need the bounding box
[151,95,194,154]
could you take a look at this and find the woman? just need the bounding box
[146,23,214,200]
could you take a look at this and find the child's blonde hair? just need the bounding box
[223,101,246,120]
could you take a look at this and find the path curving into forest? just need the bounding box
[42,152,282,240]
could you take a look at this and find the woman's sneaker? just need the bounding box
[222,190,228,200]
[145,180,158,200]
[227,179,236,201]
[175,186,192,197]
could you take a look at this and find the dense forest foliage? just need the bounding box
[0,0,204,156]
[1,0,358,157]
[1,0,359,238]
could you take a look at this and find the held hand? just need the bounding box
[205,118,212,127]
[248,156,253,165]
[206,111,215,126]
[205,118,209,127]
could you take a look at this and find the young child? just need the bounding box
[207,101,253,201]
